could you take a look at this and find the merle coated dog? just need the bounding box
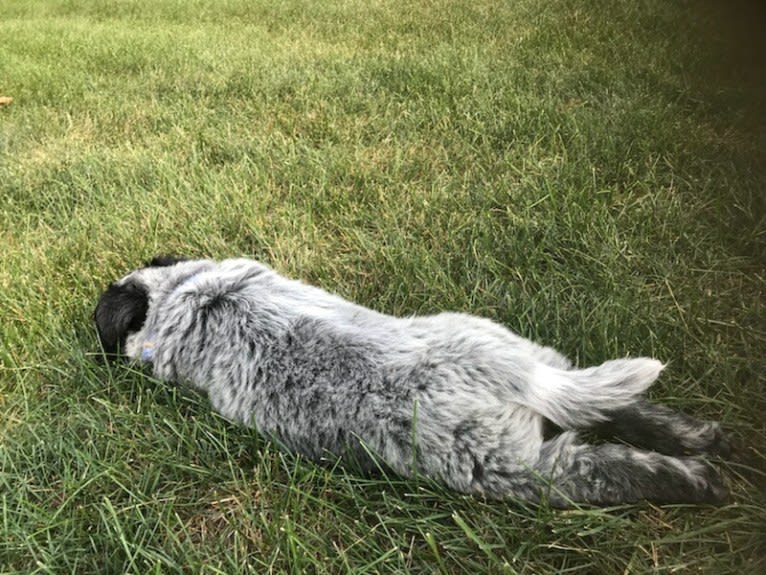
[94,256,730,506]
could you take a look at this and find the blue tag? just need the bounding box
[141,340,155,361]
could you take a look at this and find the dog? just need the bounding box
[94,256,730,506]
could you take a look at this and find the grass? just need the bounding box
[1,0,765,572]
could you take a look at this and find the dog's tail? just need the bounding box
[524,358,664,429]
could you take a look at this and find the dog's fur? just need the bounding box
[94,256,730,506]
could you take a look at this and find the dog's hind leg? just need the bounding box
[472,432,728,507]
[591,399,732,458]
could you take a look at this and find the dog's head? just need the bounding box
[94,255,198,361]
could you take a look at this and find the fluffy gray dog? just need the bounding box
[95,256,730,506]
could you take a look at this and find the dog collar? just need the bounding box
[141,273,201,361]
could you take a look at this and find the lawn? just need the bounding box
[1,0,765,573]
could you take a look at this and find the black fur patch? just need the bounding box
[94,280,149,359]
[147,255,189,268]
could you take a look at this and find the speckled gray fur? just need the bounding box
[95,257,729,506]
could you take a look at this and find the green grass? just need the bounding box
[2,0,765,572]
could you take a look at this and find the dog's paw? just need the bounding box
[683,422,734,459]
[703,423,734,459]
[686,458,730,505]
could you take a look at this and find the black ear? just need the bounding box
[147,255,189,268]
[94,280,149,359]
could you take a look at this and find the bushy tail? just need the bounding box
[525,358,664,429]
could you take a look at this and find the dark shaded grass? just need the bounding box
[2,0,765,573]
